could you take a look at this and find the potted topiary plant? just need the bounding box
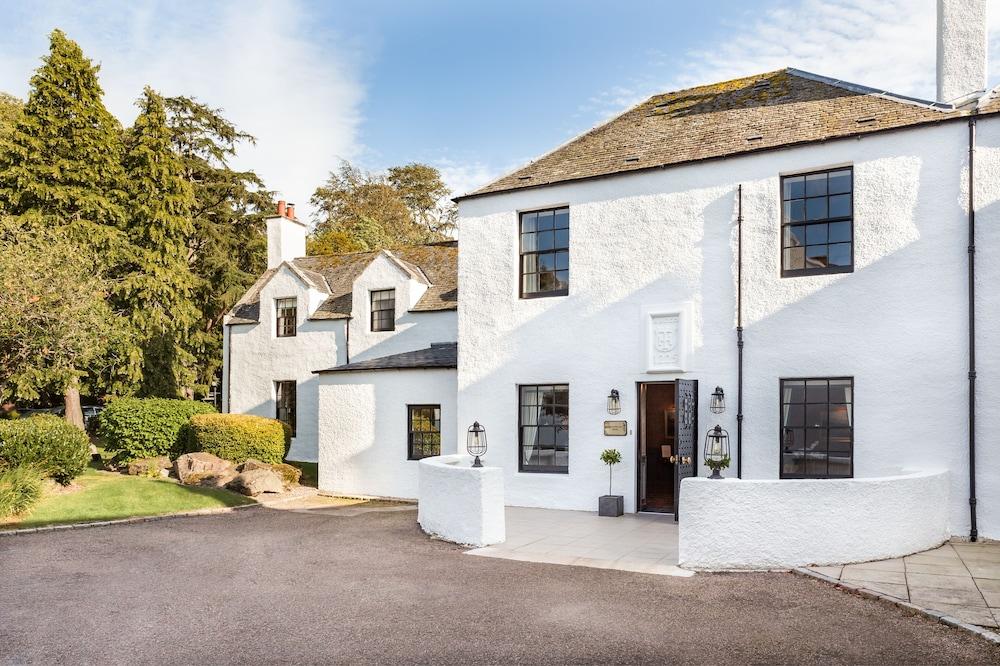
[599,448,624,517]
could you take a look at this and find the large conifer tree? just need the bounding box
[121,87,198,397]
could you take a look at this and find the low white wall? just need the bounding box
[678,469,949,570]
[417,454,505,547]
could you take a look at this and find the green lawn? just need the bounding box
[287,460,318,488]
[4,468,254,530]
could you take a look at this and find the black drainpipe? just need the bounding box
[736,184,744,479]
[967,116,978,542]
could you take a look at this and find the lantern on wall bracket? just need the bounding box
[467,421,487,468]
[709,386,726,414]
[704,425,731,480]
[607,389,621,415]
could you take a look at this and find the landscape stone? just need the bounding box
[226,468,285,496]
[174,452,236,487]
[126,456,172,476]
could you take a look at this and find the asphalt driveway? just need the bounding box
[2,507,998,665]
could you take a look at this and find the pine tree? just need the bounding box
[121,87,198,397]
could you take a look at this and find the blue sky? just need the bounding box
[1,1,999,214]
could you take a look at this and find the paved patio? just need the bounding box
[466,506,690,576]
[808,540,1000,630]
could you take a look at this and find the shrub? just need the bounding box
[97,398,216,461]
[0,464,43,518]
[185,413,290,464]
[0,415,90,485]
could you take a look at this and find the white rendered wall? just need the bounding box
[349,253,457,363]
[457,119,998,538]
[226,265,345,462]
[317,368,457,499]
[678,470,950,570]
[417,454,506,546]
[936,0,988,103]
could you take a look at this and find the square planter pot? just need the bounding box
[598,495,624,517]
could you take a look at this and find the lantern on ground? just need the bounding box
[467,421,487,468]
[709,386,726,414]
[607,389,621,415]
[704,425,731,480]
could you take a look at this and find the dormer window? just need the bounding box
[371,288,395,332]
[276,298,297,337]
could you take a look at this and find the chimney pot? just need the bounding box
[276,200,286,217]
[287,203,296,219]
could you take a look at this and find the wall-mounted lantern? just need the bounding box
[709,386,726,414]
[467,421,487,467]
[607,389,621,415]
[704,425,731,480]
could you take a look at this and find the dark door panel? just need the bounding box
[673,379,698,521]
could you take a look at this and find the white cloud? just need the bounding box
[0,0,364,220]
[432,158,504,199]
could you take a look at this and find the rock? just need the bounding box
[238,459,301,489]
[174,452,236,487]
[126,456,172,476]
[226,468,285,496]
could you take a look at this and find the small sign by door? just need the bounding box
[603,420,627,436]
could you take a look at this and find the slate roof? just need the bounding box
[227,241,457,325]
[459,68,969,200]
[315,342,457,373]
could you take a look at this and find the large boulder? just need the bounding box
[238,459,301,489]
[174,452,236,488]
[226,468,284,497]
[126,456,171,477]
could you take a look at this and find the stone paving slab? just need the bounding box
[808,539,1000,629]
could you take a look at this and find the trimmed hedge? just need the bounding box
[0,415,90,485]
[185,413,290,464]
[0,464,43,518]
[98,398,216,461]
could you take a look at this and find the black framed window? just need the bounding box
[781,168,853,276]
[276,298,297,337]
[275,380,296,437]
[520,207,569,298]
[519,384,569,473]
[407,405,441,460]
[780,378,853,479]
[370,289,395,332]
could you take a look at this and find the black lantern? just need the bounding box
[704,425,731,480]
[607,389,621,415]
[709,386,726,414]
[467,421,487,467]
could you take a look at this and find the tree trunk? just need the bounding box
[63,378,85,430]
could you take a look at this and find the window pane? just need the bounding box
[783,176,805,199]
[554,228,569,249]
[805,428,827,453]
[537,231,555,251]
[521,254,538,274]
[829,428,852,451]
[828,170,851,194]
[828,243,852,267]
[827,457,851,477]
[806,453,828,477]
[806,380,828,403]
[783,247,804,271]
[521,386,537,405]
[553,208,569,229]
[829,404,851,427]
[521,406,538,426]
[829,380,852,403]
[522,274,539,294]
[782,428,805,453]
[805,245,829,267]
[783,404,804,427]
[520,212,537,233]
[805,403,828,427]
[555,251,569,270]
[555,270,569,290]
[784,225,806,248]
[785,200,805,223]
[805,173,827,196]
[539,272,555,291]
[536,210,554,230]
[829,193,851,218]
[782,381,805,403]
[520,233,537,253]
[828,221,851,243]
[806,224,828,244]
[806,197,827,220]
[783,452,806,476]
[538,253,555,272]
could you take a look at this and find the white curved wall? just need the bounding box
[417,454,505,547]
[678,469,950,570]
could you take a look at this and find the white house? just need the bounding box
[225,0,999,544]
[222,200,458,495]
[454,0,1000,541]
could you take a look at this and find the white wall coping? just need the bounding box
[679,468,950,570]
[417,454,505,547]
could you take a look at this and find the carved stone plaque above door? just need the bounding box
[643,304,691,373]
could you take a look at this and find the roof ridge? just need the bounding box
[295,240,457,262]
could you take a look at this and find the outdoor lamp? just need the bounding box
[467,421,487,467]
[709,386,726,414]
[607,389,621,415]
[704,424,731,480]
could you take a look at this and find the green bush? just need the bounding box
[0,415,90,485]
[97,398,215,461]
[0,464,43,518]
[185,413,290,464]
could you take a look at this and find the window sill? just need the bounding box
[517,468,569,475]
[781,265,853,278]
[519,289,569,300]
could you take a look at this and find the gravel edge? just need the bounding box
[792,567,1000,646]
[0,502,263,537]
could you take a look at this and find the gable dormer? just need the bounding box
[256,262,331,335]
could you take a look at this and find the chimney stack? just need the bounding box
[937,0,989,104]
[266,199,307,269]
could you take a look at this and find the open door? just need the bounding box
[672,379,698,521]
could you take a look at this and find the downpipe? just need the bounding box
[736,184,744,479]
[967,117,978,542]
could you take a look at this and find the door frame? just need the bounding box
[635,380,676,515]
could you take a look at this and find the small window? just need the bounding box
[276,298,297,337]
[781,167,853,277]
[275,380,296,437]
[519,384,569,473]
[370,289,395,332]
[407,405,441,460]
[780,377,853,479]
[520,207,569,298]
